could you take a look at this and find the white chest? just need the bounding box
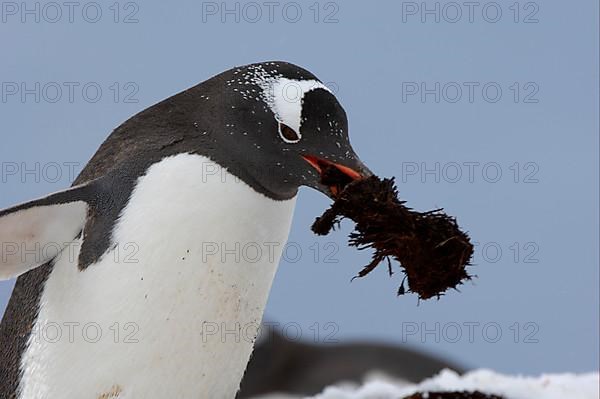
[17,154,296,399]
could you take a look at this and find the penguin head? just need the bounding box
[95,62,371,201]
[188,61,372,200]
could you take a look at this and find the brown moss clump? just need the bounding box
[403,392,504,399]
[312,173,474,300]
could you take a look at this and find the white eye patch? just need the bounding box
[267,78,332,141]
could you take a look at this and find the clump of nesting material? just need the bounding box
[312,169,474,300]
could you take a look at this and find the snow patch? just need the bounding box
[253,369,599,399]
[311,369,600,399]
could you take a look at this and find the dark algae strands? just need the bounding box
[312,171,474,300]
[402,392,504,399]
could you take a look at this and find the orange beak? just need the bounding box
[301,154,368,197]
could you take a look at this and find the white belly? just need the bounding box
[17,154,297,399]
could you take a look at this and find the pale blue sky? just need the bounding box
[1,0,598,374]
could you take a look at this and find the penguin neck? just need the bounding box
[18,154,297,399]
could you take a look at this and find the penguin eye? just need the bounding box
[278,122,301,144]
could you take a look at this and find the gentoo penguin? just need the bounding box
[0,61,371,399]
